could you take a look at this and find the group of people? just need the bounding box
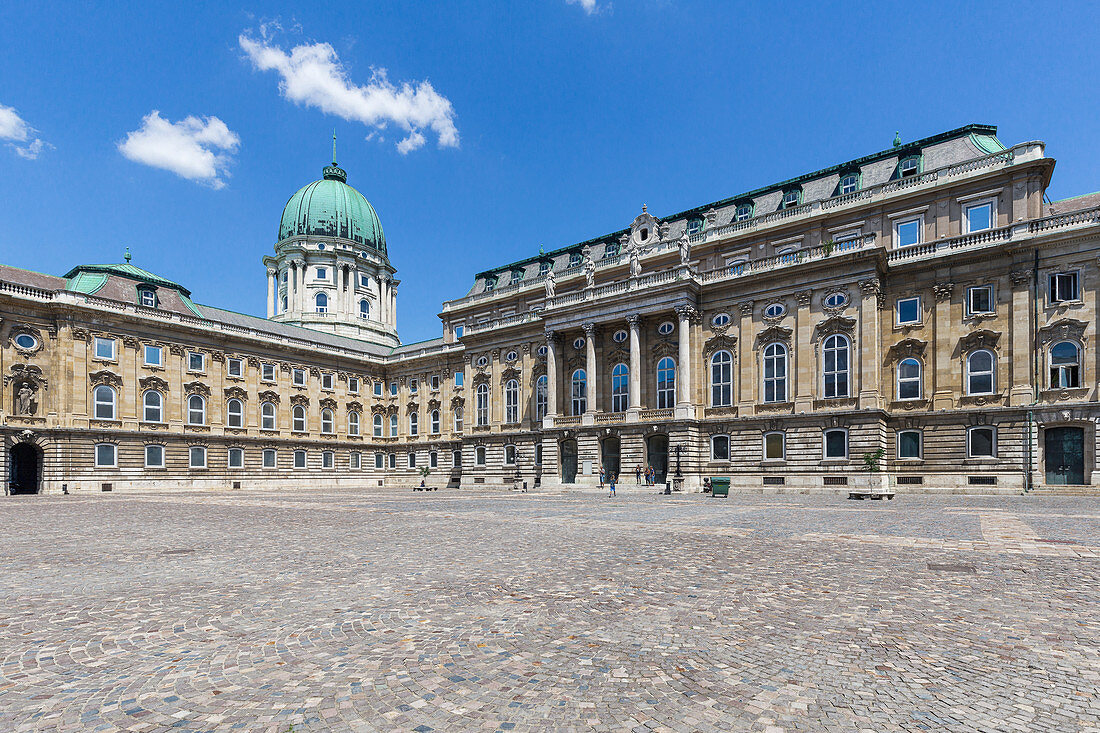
[598,464,663,497]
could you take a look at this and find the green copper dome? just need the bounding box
[278,165,386,253]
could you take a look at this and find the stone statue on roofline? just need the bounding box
[678,235,691,266]
[544,266,555,298]
[582,247,596,289]
[629,241,642,278]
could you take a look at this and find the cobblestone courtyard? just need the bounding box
[1,490,1099,732]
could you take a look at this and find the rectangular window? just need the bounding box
[359,274,369,288]
[321,373,333,390]
[968,427,996,458]
[262,449,277,468]
[430,451,438,468]
[409,378,418,394]
[228,448,244,468]
[294,450,307,468]
[95,443,117,468]
[145,444,164,468]
[350,452,361,469]
[349,378,359,394]
[894,217,922,248]
[823,429,848,459]
[965,202,993,233]
[94,337,115,361]
[316,267,327,280]
[144,345,162,366]
[454,371,464,387]
[322,451,334,469]
[763,432,784,460]
[454,325,465,338]
[188,352,205,372]
[262,363,276,382]
[140,289,157,308]
[896,296,921,325]
[430,375,440,391]
[227,358,244,377]
[293,369,306,386]
[390,414,398,436]
[967,285,994,315]
[1049,272,1080,304]
[189,446,206,468]
[375,452,384,469]
[374,381,383,396]
[408,452,416,468]
[711,435,730,461]
[389,453,397,469]
[897,430,922,460]
[389,382,398,396]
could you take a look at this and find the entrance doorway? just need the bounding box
[560,438,578,483]
[601,436,621,481]
[1045,426,1085,485]
[646,434,669,484]
[9,443,41,495]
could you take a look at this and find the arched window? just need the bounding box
[430,409,440,434]
[897,358,922,400]
[261,401,276,430]
[476,445,486,465]
[822,335,850,399]
[571,369,587,415]
[359,299,369,319]
[504,444,517,465]
[373,413,383,437]
[454,407,464,432]
[535,375,548,421]
[611,364,628,413]
[187,394,206,425]
[966,350,995,395]
[1050,341,1081,388]
[227,398,244,428]
[321,408,334,434]
[504,379,520,423]
[348,411,360,435]
[476,383,490,426]
[315,292,328,313]
[142,389,162,423]
[409,412,419,435]
[657,357,676,409]
[292,405,306,432]
[763,343,788,403]
[389,414,398,436]
[93,385,116,420]
[710,351,733,407]
[281,295,288,312]
[711,434,730,461]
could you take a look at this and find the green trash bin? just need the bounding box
[710,476,730,497]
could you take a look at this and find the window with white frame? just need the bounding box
[389,414,398,436]
[838,173,859,195]
[359,299,369,319]
[897,358,922,400]
[657,357,676,409]
[966,350,996,395]
[964,200,994,233]
[475,445,486,465]
[350,451,361,469]
[144,345,162,366]
[763,431,785,460]
[262,363,276,382]
[293,369,306,386]
[94,385,116,420]
[95,442,117,468]
[261,402,276,430]
[375,452,384,469]
[454,370,464,387]
[430,375,440,391]
[323,451,334,469]
[294,450,307,468]
[315,267,327,280]
[711,434,730,461]
[94,337,115,361]
[967,285,994,315]
[897,430,922,460]
[504,444,516,465]
[263,449,277,468]
[762,344,788,403]
[1049,272,1080,304]
[822,334,850,399]
[1050,341,1081,388]
[430,409,440,434]
[454,325,465,338]
[735,203,753,221]
[711,351,733,407]
[610,365,628,413]
[535,376,548,421]
[894,217,922,248]
[389,382,398,396]
[227,398,244,428]
[571,370,587,415]
[823,429,848,459]
[145,444,164,468]
[292,405,307,432]
[227,358,243,377]
[139,288,157,308]
[321,408,334,434]
[454,407,463,432]
[189,446,206,468]
[896,296,921,325]
[476,383,490,425]
[228,447,244,468]
[142,390,163,423]
[374,380,383,396]
[187,351,204,372]
[321,373,333,390]
[504,379,520,423]
[782,189,801,209]
[899,155,921,177]
[409,378,418,394]
[348,411,360,435]
[409,412,419,436]
[187,394,205,425]
[968,426,996,458]
[373,413,383,436]
[349,377,360,394]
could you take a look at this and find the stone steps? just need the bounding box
[1027,487,1100,496]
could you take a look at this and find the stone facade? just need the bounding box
[4,124,1100,494]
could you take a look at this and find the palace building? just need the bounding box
[4,123,1100,495]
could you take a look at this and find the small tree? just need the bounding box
[862,448,885,473]
[418,466,431,480]
[822,238,835,256]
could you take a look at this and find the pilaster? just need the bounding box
[1009,269,1035,405]
[932,282,955,410]
[857,278,883,410]
[794,290,814,412]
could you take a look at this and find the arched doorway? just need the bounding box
[646,434,669,485]
[1045,426,1085,485]
[9,443,41,495]
[601,436,621,481]
[560,438,578,483]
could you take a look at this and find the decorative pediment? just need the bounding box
[1038,318,1088,347]
[347,400,363,412]
[386,404,399,415]
[169,344,186,356]
[959,329,1002,353]
[755,325,793,349]
[371,404,387,415]
[472,372,492,387]
[500,366,521,383]
[7,364,48,389]
[247,356,262,367]
[888,338,927,360]
[139,375,169,392]
[258,390,280,404]
[89,370,122,388]
[320,397,338,410]
[651,340,676,359]
[290,394,310,407]
[451,395,465,409]
[813,315,856,341]
[427,398,440,410]
[531,362,547,381]
[184,381,210,396]
[406,401,419,413]
[224,386,248,400]
[606,346,629,366]
[703,334,738,361]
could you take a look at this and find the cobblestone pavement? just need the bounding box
[1,490,1099,732]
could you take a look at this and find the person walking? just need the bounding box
[598,465,605,489]
[608,473,616,497]
[635,465,642,484]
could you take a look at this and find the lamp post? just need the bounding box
[674,444,683,478]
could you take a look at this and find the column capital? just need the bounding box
[933,282,954,301]
[738,300,755,316]
[674,305,698,322]
[544,328,558,343]
[626,314,642,328]
[581,322,597,336]
[795,290,813,307]
[857,277,881,295]
[1010,269,1032,286]
[266,266,277,277]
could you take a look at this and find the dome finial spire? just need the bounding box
[124,247,131,264]
[332,128,337,165]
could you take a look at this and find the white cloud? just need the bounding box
[239,33,458,155]
[0,103,51,159]
[566,0,600,14]
[118,111,240,189]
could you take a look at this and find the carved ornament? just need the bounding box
[959,329,1002,352]
[888,338,928,360]
[290,394,310,407]
[258,390,280,404]
[224,386,248,401]
[1038,318,1088,347]
[703,334,738,361]
[139,375,169,392]
[184,381,210,396]
[813,315,857,341]
[89,370,122,388]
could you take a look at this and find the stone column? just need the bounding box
[583,323,597,420]
[391,283,398,331]
[627,314,642,414]
[544,329,558,428]
[675,306,695,407]
[1009,270,1034,406]
[857,278,883,410]
[379,277,389,326]
[737,301,755,409]
[266,267,276,318]
[794,290,814,411]
[294,260,307,314]
[932,282,954,410]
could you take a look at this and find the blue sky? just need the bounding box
[1,1,1098,344]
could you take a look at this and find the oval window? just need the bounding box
[711,313,731,328]
[823,292,849,308]
[317,243,326,250]
[612,330,628,343]
[764,303,786,318]
[573,337,586,350]
[536,345,548,358]
[14,333,37,350]
[505,350,518,362]
[657,321,675,335]
[476,356,488,368]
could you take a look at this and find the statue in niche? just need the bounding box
[17,383,36,415]
[583,251,596,289]
[629,242,642,278]
[679,235,691,265]
[544,267,556,298]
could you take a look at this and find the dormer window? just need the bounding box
[898,155,921,178]
[484,277,496,292]
[511,270,524,284]
[138,288,157,308]
[782,189,802,209]
[539,261,550,276]
[838,173,860,195]
[686,217,704,234]
[604,243,620,258]
[568,252,582,268]
[735,203,754,221]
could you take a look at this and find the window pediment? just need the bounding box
[703,334,738,361]
[184,381,210,396]
[755,325,793,349]
[1038,318,1088,347]
[347,400,363,412]
[320,397,338,410]
[959,329,1002,353]
[7,364,48,390]
[258,390,280,404]
[813,315,856,341]
[888,338,928,360]
[290,394,310,407]
[89,370,122,388]
[224,386,248,401]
